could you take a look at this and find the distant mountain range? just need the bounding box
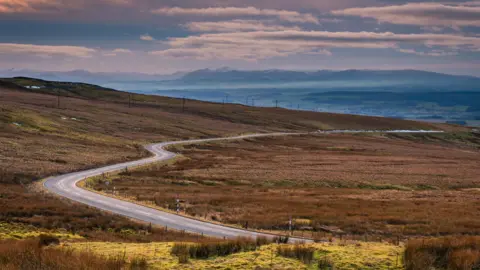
[2,68,479,126]
[0,69,186,84]
[179,68,480,85]
[1,69,479,91]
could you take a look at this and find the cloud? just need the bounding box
[184,20,301,32]
[152,6,319,24]
[140,34,155,41]
[149,30,480,60]
[0,0,65,13]
[0,0,128,13]
[395,49,458,57]
[103,48,132,56]
[332,3,480,28]
[0,43,96,57]
[112,48,132,53]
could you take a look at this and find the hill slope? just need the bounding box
[0,77,465,242]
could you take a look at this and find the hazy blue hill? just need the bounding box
[178,69,480,89]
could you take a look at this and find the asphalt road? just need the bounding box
[43,132,308,241]
[43,130,444,240]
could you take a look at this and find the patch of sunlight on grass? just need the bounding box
[69,241,404,270]
[9,111,58,132]
[0,222,83,240]
[315,241,404,270]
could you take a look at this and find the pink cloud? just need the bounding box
[332,3,480,28]
[152,6,319,24]
[150,30,480,60]
[0,43,96,57]
[184,20,301,32]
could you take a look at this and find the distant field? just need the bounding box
[98,133,480,237]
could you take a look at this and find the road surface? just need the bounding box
[44,132,308,241]
[43,130,444,240]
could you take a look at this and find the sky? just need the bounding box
[1,0,480,75]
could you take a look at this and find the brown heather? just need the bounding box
[405,236,480,270]
[0,236,125,270]
[0,78,453,241]
[104,133,480,237]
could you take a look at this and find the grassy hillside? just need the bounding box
[0,78,475,269]
[2,77,460,132]
[91,133,480,238]
[0,77,460,241]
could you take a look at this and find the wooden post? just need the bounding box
[182,97,186,112]
[57,94,60,108]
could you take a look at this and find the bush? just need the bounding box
[405,236,480,270]
[38,234,60,247]
[317,257,335,270]
[256,236,270,246]
[277,244,315,265]
[171,243,190,263]
[172,237,268,260]
[129,256,148,269]
[273,236,289,244]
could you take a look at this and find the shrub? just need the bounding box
[38,234,60,247]
[273,236,289,244]
[129,256,148,269]
[405,236,480,270]
[171,237,266,260]
[317,257,335,270]
[277,244,315,265]
[171,243,190,263]
[256,236,270,246]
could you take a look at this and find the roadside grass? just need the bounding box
[0,222,83,240]
[100,134,480,237]
[0,236,127,270]
[69,240,404,269]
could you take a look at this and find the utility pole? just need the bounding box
[225,94,229,104]
[251,98,255,107]
[289,216,293,235]
[245,96,249,106]
[176,196,180,214]
[182,97,186,112]
[275,100,278,108]
[57,93,60,109]
[128,94,131,108]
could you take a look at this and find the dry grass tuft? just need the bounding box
[171,237,267,261]
[0,236,125,270]
[277,244,315,265]
[405,236,480,270]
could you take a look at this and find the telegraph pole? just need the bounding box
[182,97,186,112]
[128,94,131,108]
[176,195,180,214]
[251,98,255,107]
[275,100,278,108]
[289,216,293,235]
[57,94,60,109]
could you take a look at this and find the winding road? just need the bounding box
[44,132,307,241]
[43,130,444,240]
